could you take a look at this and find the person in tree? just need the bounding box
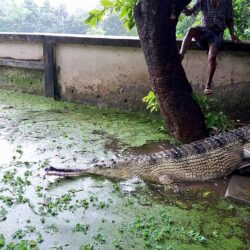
[179,0,240,95]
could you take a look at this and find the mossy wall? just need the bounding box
[56,43,250,121]
[0,66,44,95]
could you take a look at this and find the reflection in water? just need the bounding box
[128,141,172,155]
[0,138,14,165]
[119,177,144,192]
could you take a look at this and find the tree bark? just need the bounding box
[134,0,208,143]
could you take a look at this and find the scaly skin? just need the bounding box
[45,126,250,184]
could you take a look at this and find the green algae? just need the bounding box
[127,202,249,250]
[0,90,170,147]
[0,67,43,95]
[1,174,249,249]
[0,90,249,250]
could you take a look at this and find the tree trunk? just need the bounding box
[134,0,208,143]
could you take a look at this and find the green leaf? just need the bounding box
[119,6,129,19]
[84,14,96,26]
[202,191,211,198]
[89,16,98,27]
[0,234,5,248]
[100,0,114,8]
[89,9,103,15]
[142,91,159,113]
[0,208,7,222]
[127,20,135,30]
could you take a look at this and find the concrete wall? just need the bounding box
[0,40,44,94]
[184,50,250,119]
[56,44,149,109]
[0,41,43,59]
[0,33,249,119]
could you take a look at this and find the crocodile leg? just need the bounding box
[158,175,174,185]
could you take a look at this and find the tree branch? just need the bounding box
[173,0,193,19]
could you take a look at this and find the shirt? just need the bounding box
[192,0,233,32]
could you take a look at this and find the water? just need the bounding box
[0,91,249,250]
[0,139,14,165]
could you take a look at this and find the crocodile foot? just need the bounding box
[158,175,174,185]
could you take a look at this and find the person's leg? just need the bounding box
[179,27,202,61]
[204,45,219,94]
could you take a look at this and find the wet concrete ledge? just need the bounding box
[0,32,249,52]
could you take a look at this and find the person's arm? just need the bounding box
[227,20,240,42]
[226,0,240,42]
[182,0,201,16]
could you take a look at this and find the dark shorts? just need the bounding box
[195,27,224,50]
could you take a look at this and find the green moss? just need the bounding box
[0,90,249,250]
[0,67,43,94]
[125,197,250,250]
[0,90,170,147]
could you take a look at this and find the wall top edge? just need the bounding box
[0,32,249,52]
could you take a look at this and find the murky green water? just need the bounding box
[0,90,249,250]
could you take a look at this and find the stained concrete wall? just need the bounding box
[0,41,44,94]
[0,33,249,119]
[183,50,250,119]
[184,50,250,90]
[0,41,43,60]
[56,44,149,109]
[55,40,250,118]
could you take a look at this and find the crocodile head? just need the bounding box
[241,125,250,159]
[245,125,250,141]
[243,144,250,159]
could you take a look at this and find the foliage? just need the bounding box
[187,230,207,242]
[0,0,248,39]
[131,211,207,249]
[0,0,88,34]
[192,94,235,132]
[178,0,250,40]
[0,207,7,222]
[72,223,90,234]
[84,0,138,30]
[3,239,38,250]
[0,0,137,36]
[142,91,235,132]
[231,0,250,40]
[176,13,197,39]
[101,14,137,36]
[79,244,94,250]
[0,234,4,248]
[142,90,159,112]
[85,0,249,40]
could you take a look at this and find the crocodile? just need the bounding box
[45,126,250,184]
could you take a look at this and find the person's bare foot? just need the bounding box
[204,88,213,95]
